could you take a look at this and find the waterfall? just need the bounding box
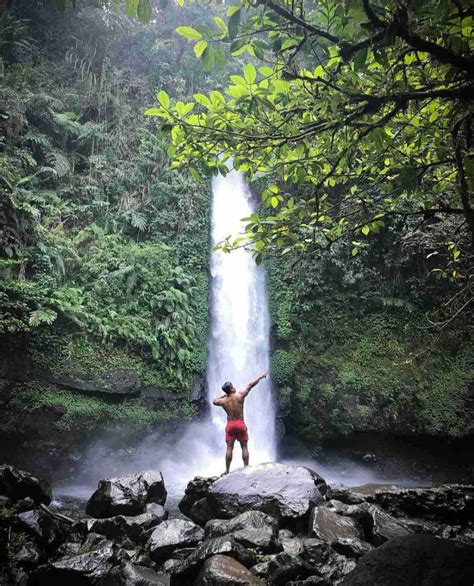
[206,170,276,464]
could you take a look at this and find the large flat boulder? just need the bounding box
[86,471,167,518]
[340,535,474,586]
[0,465,52,505]
[195,554,263,585]
[308,507,364,542]
[207,464,326,523]
[147,519,204,562]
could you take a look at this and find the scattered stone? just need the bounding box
[145,503,169,522]
[16,540,41,567]
[0,465,52,505]
[302,538,332,566]
[266,552,319,586]
[98,560,170,585]
[86,471,167,518]
[169,535,257,584]
[340,535,474,586]
[208,464,326,523]
[232,528,282,553]
[280,536,305,556]
[88,510,166,544]
[189,498,214,526]
[179,476,217,520]
[17,509,66,548]
[148,519,204,562]
[325,485,366,505]
[331,538,374,559]
[278,528,295,540]
[195,554,263,585]
[205,511,278,539]
[308,507,364,542]
[32,538,119,583]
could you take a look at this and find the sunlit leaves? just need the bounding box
[175,26,202,40]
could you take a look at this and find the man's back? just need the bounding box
[220,392,245,420]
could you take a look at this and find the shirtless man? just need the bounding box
[213,372,267,473]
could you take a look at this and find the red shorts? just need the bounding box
[225,420,248,443]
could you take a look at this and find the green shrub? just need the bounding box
[271,350,297,384]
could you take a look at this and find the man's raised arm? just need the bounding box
[213,394,227,406]
[241,372,267,397]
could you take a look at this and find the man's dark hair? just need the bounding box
[222,381,233,394]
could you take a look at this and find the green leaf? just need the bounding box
[362,225,370,236]
[125,0,139,17]
[194,40,208,58]
[137,0,152,23]
[230,39,246,55]
[243,63,256,84]
[176,26,203,40]
[353,47,368,71]
[214,16,227,33]
[228,8,241,39]
[157,91,170,108]
[201,45,214,71]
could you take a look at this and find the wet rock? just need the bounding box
[280,536,305,556]
[367,484,474,524]
[278,528,295,540]
[208,464,326,524]
[361,453,376,464]
[308,507,364,542]
[135,554,154,568]
[31,538,119,584]
[302,538,332,566]
[189,498,214,526]
[148,519,204,562]
[288,578,331,586]
[0,465,52,505]
[98,560,170,585]
[205,510,278,539]
[266,552,319,586]
[195,554,263,585]
[340,535,474,586]
[364,503,412,545]
[325,485,366,505]
[88,510,166,544]
[13,497,36,513]
[331,538,374,559]
[86,471,167,518]
[171,547,196,560]
[318,553,357,583]
[232,528,282,553]
[16,540,41,567]
[179,476,217,520]
[250,560,272,579]
[169,535,257,584]
[17,509,67,548]
[145,503,168,522]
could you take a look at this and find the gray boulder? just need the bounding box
[325,485,366,505]
[280,536,305,556]
[232,528,282,553]
[308,507,364,542]
[331,538,374,559]
[266,552,320,586]
[86,471,167,518]
[0,465,52,505]
[169,535,257,584]
[98,560,170,585]
[195,554,263,585]
[205,510,278,539]
[148,519,204,562]
[208,464,326,523]
[340,535,474,586]
[88,509,166,544]
[302,538,332,566]
[179,476,217,520]
[189,498,214,526]
[32,538,119,583]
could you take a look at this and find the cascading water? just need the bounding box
[207,170,276,463]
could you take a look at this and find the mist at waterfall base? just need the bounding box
[54,171,437,507]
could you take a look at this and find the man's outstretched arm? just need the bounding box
[241,372,267,397]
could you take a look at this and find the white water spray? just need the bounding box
[207,170,276,463]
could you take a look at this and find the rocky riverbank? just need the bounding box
[0,463,473,585]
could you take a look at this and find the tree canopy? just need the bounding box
[147,0,473,285]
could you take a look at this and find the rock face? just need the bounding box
[195,554,263,585]
[205,510,278,539]
[0,465,52,505]
[147,519,204,562]
[340,535,474,586]
[207,464,326,523]
[308,507,364,542]
[86,471,167,518]
[367,484,474,524]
